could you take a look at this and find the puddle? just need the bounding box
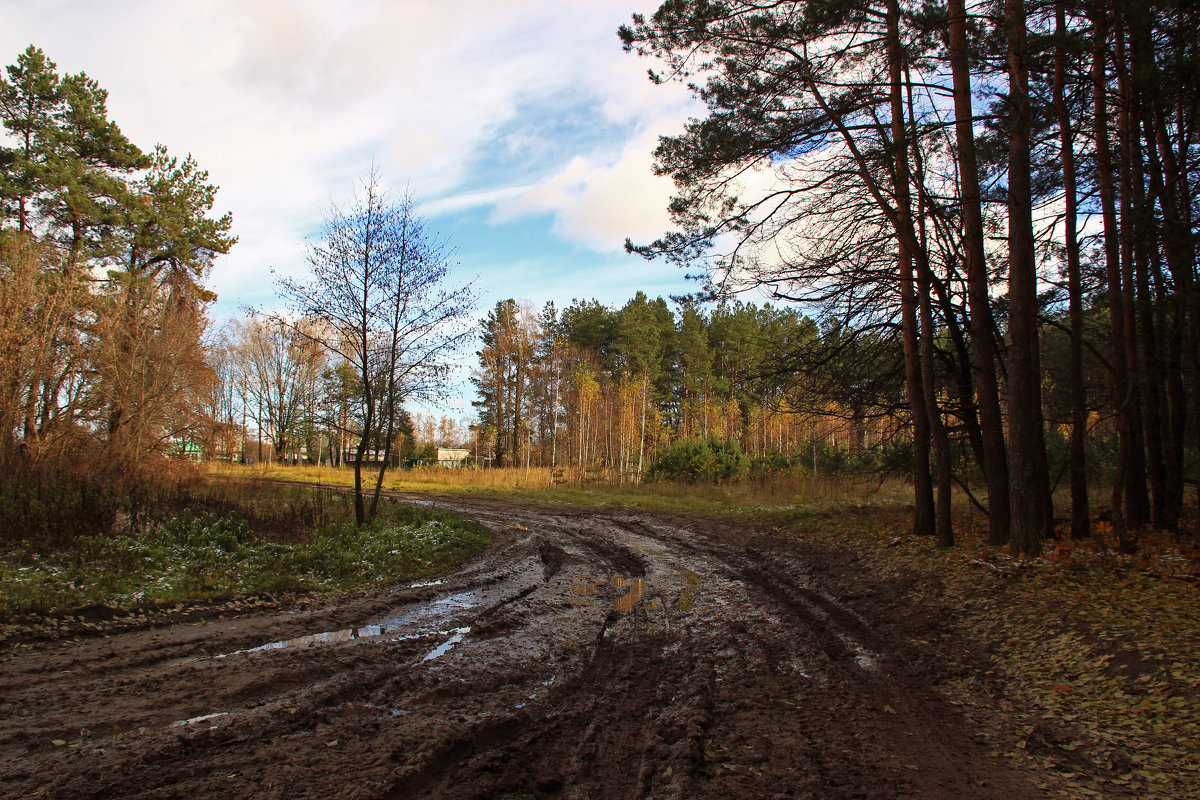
[239,626,386,654]
[676,568,702,612]
[613,577,645,613]
[852,645,880,671]
[513,676,557,710]
[571,573,605,596]
[421,627,471,662]
[216,589,481,659]
[571,574,645,610]
[171,712,230,728]
[409,579,446,588]
[376,591,478,629]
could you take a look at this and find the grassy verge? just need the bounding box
[0,486,490,619]
[207,461,911,514]
[761,504,1200,800]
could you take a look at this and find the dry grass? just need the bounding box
[204,461,914,513]
[207,462,560,491]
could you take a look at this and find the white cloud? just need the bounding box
[421,184,532,218]
[495,125,684,251]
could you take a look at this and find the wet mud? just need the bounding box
[0,499,1043,799]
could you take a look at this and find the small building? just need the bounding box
[169,440,204,462]
[437,448,471,468]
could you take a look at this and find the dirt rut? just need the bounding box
[0,500,1041,799]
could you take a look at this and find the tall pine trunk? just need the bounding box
[1089,0,1134,545]
[1005,0,1052,556]
[886,0,934,538]
[1113,14,1151,533]
[1149,94,1194,531]
[907,66,953,547]
[1129,4,1188,532]
[1054,0,1090,539]
[948,0,1011,545]
[917,215,954,547]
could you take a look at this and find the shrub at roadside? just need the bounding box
[746,440,916,480]
[648,435,749,483]
[0,468,126,547]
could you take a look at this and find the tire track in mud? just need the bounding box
[582,512,1001,798]
[0,499,1042,800]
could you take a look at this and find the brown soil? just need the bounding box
[0,498,1044,799]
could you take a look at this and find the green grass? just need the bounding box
[0,499,490,618]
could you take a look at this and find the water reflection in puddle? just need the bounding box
[572,574,646,612]
[376,591,477,629]
[613,577,645,613]
[217,626,429,658]
[171,712,230,728]
[421,627,471,662]
[513,676,556,710]
[409,578,447,589]
[571,573,604,596]
[245,626,386,653]
[216,590,480,659]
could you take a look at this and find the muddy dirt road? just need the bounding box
[0,499,1042,799]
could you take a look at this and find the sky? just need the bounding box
[1,0,723,413]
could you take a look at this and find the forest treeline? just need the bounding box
[619,0,1200,554]
[470,295,912,480]
[0,46,233,492]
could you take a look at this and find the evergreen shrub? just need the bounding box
[648,435,750,484]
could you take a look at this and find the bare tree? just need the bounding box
[231,315,324,466]
[279,168,476,525]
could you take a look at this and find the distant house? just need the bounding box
[169,440,204,462]
[437,448,471,468]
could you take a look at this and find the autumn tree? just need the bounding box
[0,46,233,483]
[472,299,540,467]
[0,232,83,464]
[230,316,324,465]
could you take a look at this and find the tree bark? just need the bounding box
[948,0,1011,545]
[887,0,934,538]
[1090,0,1134,545]
[1113,14,1151,533]
[1005,0,1052,556]
[1054,0,1090,539]
[1148,94,1194,532]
